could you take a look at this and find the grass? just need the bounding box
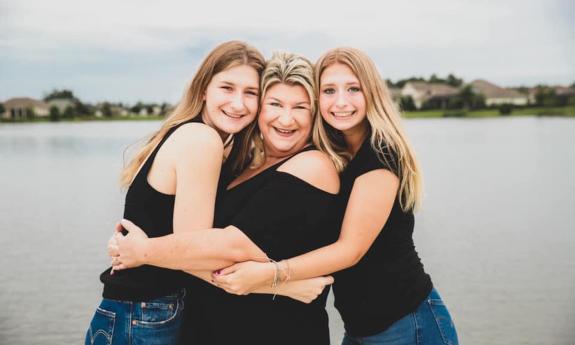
[403,106,575,119]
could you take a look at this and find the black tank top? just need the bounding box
[198,146,337,345]
[100,118,201,301]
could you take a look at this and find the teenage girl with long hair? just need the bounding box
[85,40,268,345]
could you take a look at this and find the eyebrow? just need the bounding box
[320,81,361,87]
[220,81,259,90]
[267,97,310,105]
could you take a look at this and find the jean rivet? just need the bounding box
[132,320,137,325]
[141,302,146,307]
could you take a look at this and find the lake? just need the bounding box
[1,118,574,344]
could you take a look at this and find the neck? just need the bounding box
[343,120,369,156]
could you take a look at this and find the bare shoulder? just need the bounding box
[353,169,399,193]
[169,123,224,154]
[278,149,339,194]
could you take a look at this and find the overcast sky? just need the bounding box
[1,0,573,104]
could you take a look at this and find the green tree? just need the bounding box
[25,107,35,119]
[400,96,416,111]
[0,103,5,115]
[446,74,463,87]
[49,106,60,121]
[63,106,76,119]
[43,89,76,102]
[101,102,112,117]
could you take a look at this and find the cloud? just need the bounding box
[0,0,573,103]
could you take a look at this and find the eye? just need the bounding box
[322,88,335,95]
[220,86,233,92]
[348,86,361,93]
[294,105,309,110]
[268,102,281,107]
[246,90,259,97]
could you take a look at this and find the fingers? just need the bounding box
[107,235,119,257]
[107,244,119,257]
[112,263,127,271]
[218,265,238,276]
[323,276,335,285]
[120,219,136,233]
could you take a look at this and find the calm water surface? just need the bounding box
[1,118,574,344]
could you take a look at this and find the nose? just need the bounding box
[277,108,295,126]
[335,90,347,108]
[230,91,246,112]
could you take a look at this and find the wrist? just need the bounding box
[138,238,152,265]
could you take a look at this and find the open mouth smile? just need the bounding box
[331,111,356,118]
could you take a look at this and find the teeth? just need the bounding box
[274,127,295,134]
[332,111,354,117]
[223,110,244,118]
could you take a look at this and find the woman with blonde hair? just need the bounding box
[85,40,269,345]
[108,51,339,344]
[213,47,459,345]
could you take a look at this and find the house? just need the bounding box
[469,80,528,106]
[401,82,459,109]
[2,97,50,120]
[47,98,76,114]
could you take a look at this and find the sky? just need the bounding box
[0,0,573,104]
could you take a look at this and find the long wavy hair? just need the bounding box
[233,51,316,171]
[120,41,265,187]
[312,47,422,211]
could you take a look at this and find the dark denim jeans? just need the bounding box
[342,288,458,345]
[85,289,185,345]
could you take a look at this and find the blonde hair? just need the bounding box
[120,41,265,187]
[312,47,422,211]
[234,51,316,170]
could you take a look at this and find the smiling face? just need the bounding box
[319,63,368,136]
[258,83,313,158]
[202,64,260,137]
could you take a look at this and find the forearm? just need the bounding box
[142,226,267,271]
[284,239,361,281]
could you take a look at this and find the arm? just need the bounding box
[213,169,399,292]
[112,220,268,271]
[170,124,223,234]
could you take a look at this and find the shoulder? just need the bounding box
[169,123,224,155]
[355,141,398,177]
[277,149,339,194]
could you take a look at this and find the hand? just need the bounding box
[107,222,124,258]
[277,276,334,304]
[111,219,149,271]
[212,261,275,295]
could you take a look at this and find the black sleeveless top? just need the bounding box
[331,138,432,336]
[100,118,201,301]
[199,147,338,345]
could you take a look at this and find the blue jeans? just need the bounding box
[85,289,185,345]
[342,288,458,345]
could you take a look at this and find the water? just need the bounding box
[1,118,574,344]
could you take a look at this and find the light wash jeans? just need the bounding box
[342,288,458,345]
[85,289,185,345]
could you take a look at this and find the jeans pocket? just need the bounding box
[428,299,458,345]
[85,306,116,345]
[135,295,182,327]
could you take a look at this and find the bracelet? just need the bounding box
[270,259,280,300]
[281,259,292,283]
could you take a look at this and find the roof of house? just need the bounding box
[470,80,524,99]
[4,97,49,109]
[404,81,459,97]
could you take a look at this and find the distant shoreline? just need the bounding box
[1,106,574,124]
